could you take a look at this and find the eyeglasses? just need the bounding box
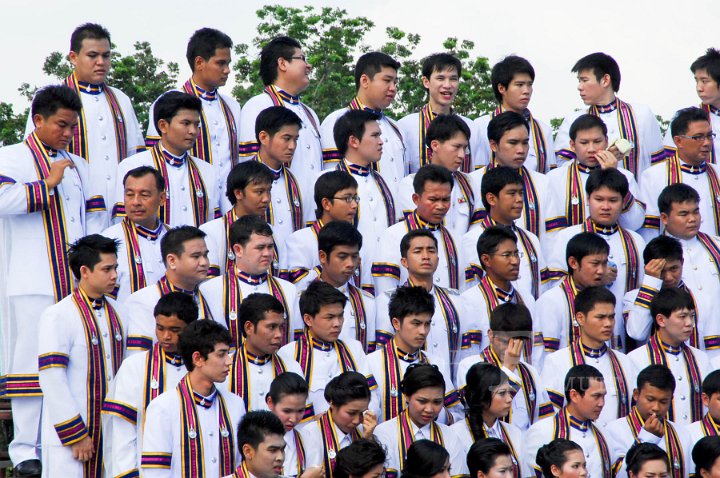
[290,55,307,63]
[679,133,716,142]
[493,251,524,260]
[332,195,361,204]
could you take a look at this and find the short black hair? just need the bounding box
[259,36,303,86]
[468,438,512,477]
[123,166,166,192]
[491,55,535,104]
[68,234,119,280]
[670,106,710,138]
[566,232,609,272]
[650,287,695,325]
[636,364,676,394]
[412,164,453,195]
[31,85,82,119]
[255,106,303,142]
[400,229,438,258]
[693,436,720,475]
[489,302,532,335]
[388,286,434,324]
[703,370,720,397]
[425,114,471,148]
[536,439,584,478]
[236,410,285,458]
[481,166,523,210]
[657,183,700,215]
[186,28,232,71]
[400,363,445,396]
[313,171,358,219]
[333,439,387,478]
[642,236,683,264]
[240,293,285,337]
[160,226,206,266]
[318,221,362,256]
[153,291,199,325]
[153,91,202,133]
[179,319,232,371]
[564,364,604,400]
[226,161,274,206]
[569,114,608,141]
[422,53,462,81]
[324,371,371,406]
[691,48,720,85]
[267,371,308,404]
[70,23,110,53]
[625,442,669,477]
[403,439,451,478]
[228,215,273,248]
[299,280,347,317]
[574,286,616,316]
[585,167,628,197]
[354,52,400,90]
[572,52,621,92]
[333,109,380,158]
[487,111,528,144]
[477,225,517,266]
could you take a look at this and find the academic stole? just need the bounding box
[120,217,150,293]
[702,103,717,164]
[481,346,537,426]
[253,155,303,230]
[667,154,720,232]
[476,276,532,361]
[701,413,720,436]
[569,339,629,417]
[182,79,238,165]
[589,99,639,177]
[65,72,128,161]
[380,340,428,421]
[453,170,477,229]
[348,97,404,173]
[25,132,74,301]
[319,409,361,478]
[337,159,396,227]
[492,106,548,172]
[418,104,471,172]
[223,270,291,347]
[149,143,209,226]
[346,283,369,349]
[626,406,684,477]
[264,85,321,150]
[294,332,358,389]
[582,218,640,292]
[561,276,580,348]
[565,161,587,226]
[177,375,235,477]
[142,343,171,412]
[397,409,444,472]
[73,289,124,478]
[647,334,703,422]
[405,213,459,289]
[433,286,461,364]
[553,408,612,478]
[156,276,212,320]
[230,461,252,478]
[467,418,520,478]
[228,346,287,411]
[489,162,541,236]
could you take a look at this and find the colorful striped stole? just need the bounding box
[569,340,629,417]
[294,333,358,389]
[141,343,176,412]
[702,103,717,164]
[319,409,361,478]
[230,461,252,478]
[517,166,541,236]
[434,286,461,364]
[265,85,321,142]
[701,413,720,437]
[346,283,368,349]
[626,406,684,478]
[379,340,429,421]
[453,170,477,229]
[25,132,74,301]
[64,72,128,161]
[254,155,304,231]
[491,106,548,173]
[156,276,212,320]
[337,159,396,227]
[182,79,238,165]
[553,408,612,478]
[397,409,443,472]
[291,429,306,477]
[589,99,639,177]
[582,218,640,292]
[561,276,580,348]
[565,161,588,226]
[228,346,288,411]
[666,155,720,233]
[120,217,149,293]
[481,346,537,425]
[405,212,459,289]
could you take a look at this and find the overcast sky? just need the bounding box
[3,0,719,123]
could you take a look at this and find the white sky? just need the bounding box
[2,0,719,123]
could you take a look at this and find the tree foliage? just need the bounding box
[0,103,28,146]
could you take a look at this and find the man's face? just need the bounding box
[490,125,529,168]
[319,245,360,287]
[412,181,452,224]
[234,181,272,217]
[392,313,431,350]
[498,73,533,111]
[400,235,439,277]
[33,108,78,150]
[267,392,306,432]
[324,187,358,222]
[83,252,118,295]
[245,311,286,356]
[659,259,683,289]
[234,233,275,275]
[570,127,609,167]
[261,125,300,165]
[70,38,111,84]
[576,68,610,105]
[570,253,608,288]
[481,239,520,283]
[577,301,615,344]
[430,132,468,172]
[282,48,312,93]
[361,67,398,110]
[167,238,210,286]
[304,303,344,342]
[633,383,673,421]
[124,173,165,226]
[195,47,231,89]
[486,183,524,222]
[422,67,459,109]
[570,378,606,421]
[695,68,720,107]
[661,200,700,240]
[588,186,623,226]
[629,460,669,478]
[353,121,383,163]
[159,109,201,155]
[675,120,713,165]
[155,314,188,354]
[195,342,233,383]
[245,434,286,478]
[658,307,695,344]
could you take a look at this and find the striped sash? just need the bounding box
[453,170,477,228]
[561,276,580,347]
[346,283,368,349]
[518,166,540,236]
[566,162,586,226]
[701,413,720,437]
[120,218,149,294]
[254,155,304,231]
[589,99,638,177]
[156,276,212,321]
[265,85,320,141]
[319,410,361,478]
[228,346,288,411]
[142,343,173,412]
[397,409,443,472]
[294,333,358,389]
[434,286,461,364]
[626,407,684,478]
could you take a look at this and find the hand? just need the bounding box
[607,145,624,162]
[502,337,524,372]
[300,465,325,478]
[595,150,619,169]
[644,258,666,279]
[71,436,94,462]
[361,410,378,438]
[46,159,75,189]
[643,412,665,438]
[604,265,618,286]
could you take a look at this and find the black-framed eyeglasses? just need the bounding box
[679,133,716,142]
[332,195,361,204]
[290,55,307,63]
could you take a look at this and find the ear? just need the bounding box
[400,256,408,270]
[429,139,441,153]
[194,56,205,72]
[655,313,667,329]
[703,392,711,408]
[158,190,168,204]
[569,139,576,152]
[348,134,361,150]
[550,464,562,478]
[600,73,612,89]
[79,264,91,279]
[489,139,499,153]
[157,118,170,136]
[242,443,256,462]
[32,113,45,129]
[632,388,639,404]
[476,471,488,478]
[479,252,491,269]
[303,312,314,329]
[359,73,371,90]
[575,311,586,327]
[391,316,401,332]
[659,212,669,228]
[321,197,333,212]
[68,50,79,67]
[497,83,507,97]
[165,253,178,270]
[421,76,431,90]
[485,192,498,209]
[411,192,421,207]
[567,256,580,272]
[277,55,290,74]
[258,130,270,146]
[232,243,243,260]
[243,320,254,337]
[318,250,329,267]
[192,350,204,369]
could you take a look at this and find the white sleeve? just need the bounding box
[141,398,174,478]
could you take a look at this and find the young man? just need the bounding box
[545,114,644,238]
[104,292,198,478]
[115,91,221,227]
[38,235,125,478]
[555,52,664,177]
[455,302,554,431]
[605,365,693,478]
[640,107,720,240]
[229,411,287,478]
[397,114,481,238]
[686,370,720,443]
[397,53,477,173]
[373,164,463,292]
[101,166,168,301]
[124,226,212,355]
[141,320,245,478]
[463,165,548,300]
[628,288,711,426]
[240,36,322,187]
[368,286,461,423]
[0,85,94,474]
[526,364,620,478]
[541,286,636,427]
[536,232,609,357]
[221,293,303,412]
[469,111,552,239]
[548,169,646,350]
[276,281,376,419]
[147,28,240,212]
[375,230,478,376]
[461,226,543,367]
[200,215,299,348]
[320,52,407,190]
[475,55,556,172]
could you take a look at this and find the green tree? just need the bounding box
[0,102,28,146]
[656,114,669,137]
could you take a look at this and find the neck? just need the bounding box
[258,150,283,171]
[188,369,214,397]
[501,101,523,114]
[487,272,511,292]
[320,272,345,288]
[394,335,420,355]
[356,92,382,111]
[191,74,216,94]
[244,339,266,358]
[273,79,301,97]
[488,210,515,226]
[79,283,104,300]
[592,215,616,227]
[481,410,498,428]
[74,70,103,85]
[319,213,333,225]
[232,204,257,220]
[666,229,695,242]
[570,273,586,290]
[344,152,372,168]
[408,273,433,291]
[658,330,682,347]
[594,90,617,106]
[408,412,427,429]
[134,215,160,230]
[428,98,451,115]
[166,271,196,292]
[159,140,187,159]
[678,153,705,167]
[581,333,605,349]
[566,403,589,422]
